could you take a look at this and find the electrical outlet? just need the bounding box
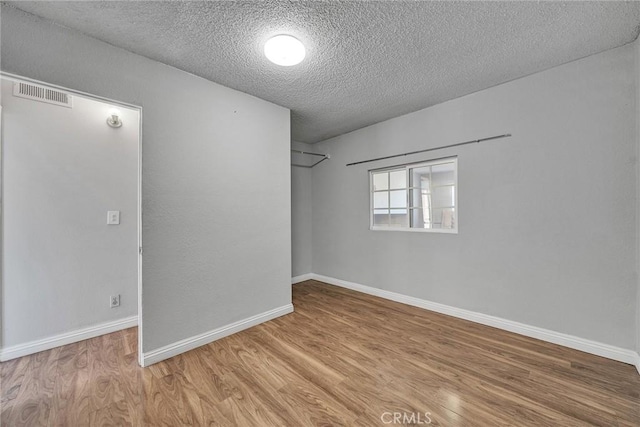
[110,294,120,308]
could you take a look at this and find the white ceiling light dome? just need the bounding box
[264,35,306,66]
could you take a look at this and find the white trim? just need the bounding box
[370,226,457,234]
[292,273,313,284]
[0,315,138,361]
[141,304,294,367]
[136,91,144,367]
[635,36,640,380]
[310,274,640,368]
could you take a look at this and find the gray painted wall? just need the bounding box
[1,79,138,346]
[312,43,637,350]
[291,141,313,277]
[1,6,291,353]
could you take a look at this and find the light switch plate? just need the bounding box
[107,210,120,225]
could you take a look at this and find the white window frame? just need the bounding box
[369,157,458,234]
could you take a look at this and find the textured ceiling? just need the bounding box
[6,1,640,143]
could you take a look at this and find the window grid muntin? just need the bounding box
[370,157,457,232]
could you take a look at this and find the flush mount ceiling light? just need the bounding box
[264,35,306,66]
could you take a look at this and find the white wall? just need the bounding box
[312,43,637,350]
[291,141,313,277]
[0,6,291,356]
[636,37,640,361]
[1,79,139,347]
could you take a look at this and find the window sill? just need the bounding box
[370,226,458,234]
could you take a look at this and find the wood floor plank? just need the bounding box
[50,340,90,426]
[87,335,127,414]
[88,399,133,426]
[1,355,28,404]
[174,350,234,404]
[1,280,639,426]
[4,348,60,426]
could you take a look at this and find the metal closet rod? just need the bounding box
[291,149,330,168]
[345,133,512,167]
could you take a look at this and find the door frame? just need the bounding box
[0,72,144,366]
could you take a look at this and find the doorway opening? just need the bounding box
[0,74,143,366]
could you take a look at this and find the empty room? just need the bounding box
[1,1,640,426]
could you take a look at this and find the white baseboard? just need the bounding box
[141,303,294,367]
[292,273,313,284]
[309,274,640,367]
[0,315,138,361]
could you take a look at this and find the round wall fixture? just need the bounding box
[106,108,123,128]
[264,35,306,66]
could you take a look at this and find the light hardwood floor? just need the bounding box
[1,280,639,426]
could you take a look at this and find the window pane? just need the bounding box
[410,208,431,229]
[373,172,388,191]
[372,158,456,232]
[389,190,407,208]
[389,211,408,227]
[373,192,389,209]
[410,187,430,209]
[373,209,389,226]
[432,186,454,208]
[442,208,455,229]
[432,208,456,229]
[431,162,455,185]
[389,170,406,189]
[431,208,443,229]
[410,166,430,187]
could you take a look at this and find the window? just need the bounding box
[370,157,457,232]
